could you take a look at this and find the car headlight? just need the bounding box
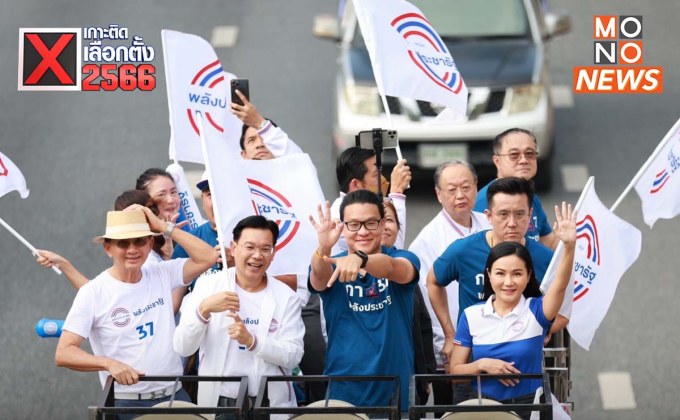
[507,83,543,114]
[345,84,380,116]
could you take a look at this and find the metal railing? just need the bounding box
[252,375,401,420]
[88,375,248,420]
[409,373,554,420]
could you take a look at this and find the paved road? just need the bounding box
[0,0,678,419]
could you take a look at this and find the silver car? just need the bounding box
[315,0,570,190]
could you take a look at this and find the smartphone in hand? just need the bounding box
[231,79,249,106]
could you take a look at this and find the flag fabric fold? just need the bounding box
[633,124,680,228]
[0,151,29,199]
[352,0,468,120]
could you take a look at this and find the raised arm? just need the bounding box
[133,205,218,284]
[36,250,88,290]
[308,201,344,292]
[543,202,577,321]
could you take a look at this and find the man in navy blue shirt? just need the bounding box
[309,190,419,412]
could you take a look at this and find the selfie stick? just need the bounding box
[372,128,384,200]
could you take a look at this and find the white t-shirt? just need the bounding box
[63,258,187,393]
[220,284,267,398]
[408,210,490,367]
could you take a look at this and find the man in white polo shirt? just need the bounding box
[409,161,490,405]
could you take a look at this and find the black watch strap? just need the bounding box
[354,250,369,269]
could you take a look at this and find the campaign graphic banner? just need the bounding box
[0,151,29,199]
[162,30,241,163]
[634,122,680,227]
[353,0,468,119]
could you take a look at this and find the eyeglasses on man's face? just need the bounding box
[238,242,275,256]
[495,150,539,162]
[344,219,382,232]
[113,237,150,249]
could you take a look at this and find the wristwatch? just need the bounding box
[354,250,369,269]
[163,222,175,239]
[258,119,268,131]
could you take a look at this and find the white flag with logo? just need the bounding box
[352,0,468,119]
[205,140,325,275]
[162,29,241,164]
[633,121,680,228]
[0,151,29,199]
[557,180,641,350]
[165,163,206,231]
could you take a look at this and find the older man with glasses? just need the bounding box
[56,206,218,420]
[474,128,559,250]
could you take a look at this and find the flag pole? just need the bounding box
[161,30,181,166]
[540,176,594,292]
[0,217,61,275]
[195,111,229,272]
[377,93,404,160]
[610,117,680,212]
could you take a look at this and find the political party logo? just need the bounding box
[187,60,228,135]
[19,25,156,92]
[268,319,279,333]
[573,215,601,301]
[247,178,300,251]
[18,28,81,91]
[650,169,670,194]
[0,157,8,176]
[391,13,464,94]
[111,307,131,327]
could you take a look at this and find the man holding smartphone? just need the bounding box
[230,88,302,160]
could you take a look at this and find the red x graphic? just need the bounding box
[24,33,75,85]
[0,158,8,177]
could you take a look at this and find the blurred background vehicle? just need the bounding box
[315,0,571,190]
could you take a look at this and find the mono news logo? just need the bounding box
[573,15,663,94]
[18,28,82,91]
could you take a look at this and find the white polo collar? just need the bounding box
[481,294,527,319]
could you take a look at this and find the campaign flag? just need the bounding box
[162,29,241,163]
[165,163,206,232]
[0,151,29,199]
[562,180,641,350]
[633,122,680,228]
[204,133,325,275]
[352,0,468,120]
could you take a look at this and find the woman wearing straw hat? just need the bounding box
[55,205,218,419]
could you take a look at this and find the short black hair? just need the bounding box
[492,128,537,155]
[232,215,280,245]
[339,190,384,222]
[487,177,534,210]
[482,241,542,300]
[336,147,376,193]
[135,168,174,191]
[239,119,278,151]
